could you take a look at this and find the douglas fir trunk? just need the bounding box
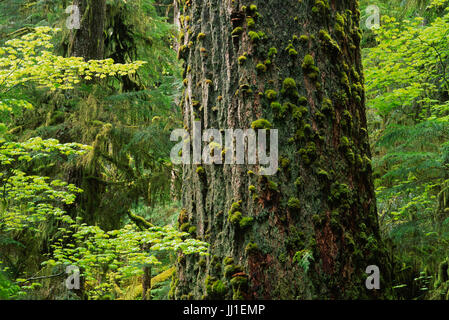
[70,0,106,60]
[172,0,392,299]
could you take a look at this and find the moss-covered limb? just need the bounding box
[127,210,154,230]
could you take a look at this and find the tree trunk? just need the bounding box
[172,0,392,299]
[70,0,106,60]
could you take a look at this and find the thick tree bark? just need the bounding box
[173,0,392,299]
[70,0,106,60]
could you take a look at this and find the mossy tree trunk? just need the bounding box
[70,0,106,60]
[173,0,392,299]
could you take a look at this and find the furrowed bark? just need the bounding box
[172,0,392,300]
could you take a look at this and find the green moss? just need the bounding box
[196,166,205,175]
[251,119,272,130]
[230,276,248,288]
[245,242,259,254]
[285,226,305,251]
[268,47,278,58]
[329,182,352,209]
[317,169,329,180]
[212,280,226,296]
[248,31,260,41]
[312,0,329,13]
[283,78,297,90]
[239,217,254,229]
[299,35,309,42]
[249,4,258,12]
[340,136,350,149]
[287,197,301,210]
[177,45,187,59]
[292,106,308,120]
[188,226,197,234]
[248,185,256,192]
[229,200,242,214]
[247,17,255,28]
[321,98,334,115]
[298,96,308,106]
[267,180,278,191]
[319,29,341,52]
[206,277,227,298]
[238,55,247,65]
[289,48,298,56]
[223,257,234,265]
[197,32,206,41]
[233,291,244,300]
[256,63,267,73]
[298,141,317,165]
[265,90,278,100]
[180,222,191,232]
[301,54,320,79]
[271,101,282,113]
[231,27,243,36]
[280,156,291,169]
[229,211,242,225]
[302,54,315,69]
[224,264,242,278]
[335,15,345,38]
